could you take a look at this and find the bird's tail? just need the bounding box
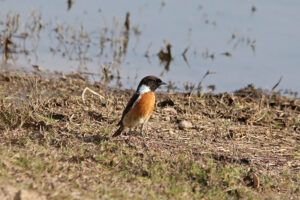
[112,126,124,137]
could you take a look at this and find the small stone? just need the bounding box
[163,107,177,114]
[164,116,171,121]
[179,120,193,129]
[30,132,44,140]
[116,105,123,110]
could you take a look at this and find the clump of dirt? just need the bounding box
[0,71,299,199]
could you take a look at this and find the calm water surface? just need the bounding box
[1,0,299,93]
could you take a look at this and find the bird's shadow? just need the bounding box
[123,130,142,137]
[80,135,110,144]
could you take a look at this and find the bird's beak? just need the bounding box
[160,81,167,86]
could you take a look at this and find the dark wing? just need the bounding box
[118,92,140,125]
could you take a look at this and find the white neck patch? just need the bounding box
[138,84,151,94]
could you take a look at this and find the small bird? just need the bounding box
[112,76,166,138]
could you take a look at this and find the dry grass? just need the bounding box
[0,71,299,199]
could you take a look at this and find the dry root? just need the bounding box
[82,87,105,104]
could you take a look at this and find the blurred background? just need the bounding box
[0,0,299,95]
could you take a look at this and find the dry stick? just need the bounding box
[188,84,196,109]
[81,87,105,104]
[189,70,216,99]
[199,70,216,87]
[271,76,283,92]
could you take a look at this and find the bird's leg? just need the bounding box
[140,123,145,139]
[128,127,133,140]
[142,117,150,138]
[144,121,149,135]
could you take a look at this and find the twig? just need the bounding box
[188,84,196,108]
[271,76,283,91]
[82,87,105,104]
[196,70,216,94]
[199,70,216,86]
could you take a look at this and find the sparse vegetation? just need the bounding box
[0,71,299,199]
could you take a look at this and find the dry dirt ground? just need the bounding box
[0,71,299,200]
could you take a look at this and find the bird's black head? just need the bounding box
[137,75,166,92]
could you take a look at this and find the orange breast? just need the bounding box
[123,91,155,127]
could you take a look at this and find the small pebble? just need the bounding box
[179,120,193,129]
[169,130,175,135]
[163,107,177,114]
[164,116,171,121]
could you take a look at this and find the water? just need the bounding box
[1,0,299,93]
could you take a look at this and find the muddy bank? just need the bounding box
[0,71,299,199]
